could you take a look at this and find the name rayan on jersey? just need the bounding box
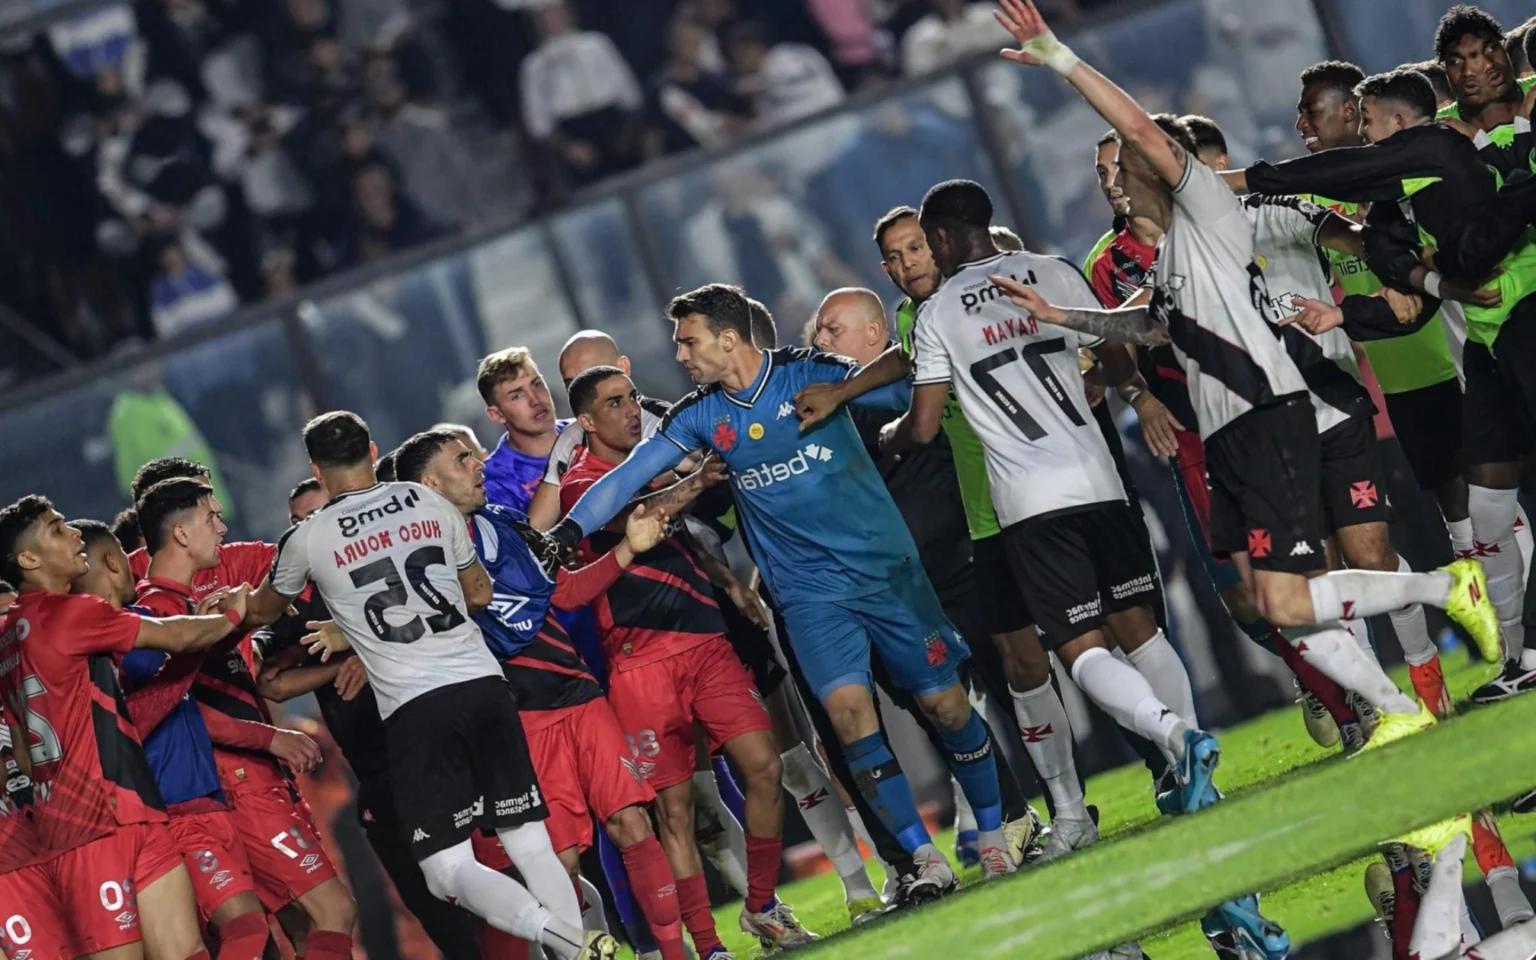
[332,518,444,569]
[959,270,1039,315]
[980,313,1042,347]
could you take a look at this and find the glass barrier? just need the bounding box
[0,319,316,542]
[1331,0,1532,74]
[637,76,1007,338]
[981,0,1328,267]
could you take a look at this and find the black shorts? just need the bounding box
[1383,378,1463,491]
[386,676,546,859]
[1207,396,1328,574]
[999,502,1160,649]
[1319,414,1392,531]
[1463,339,1533,467]
[971,533,1035,636]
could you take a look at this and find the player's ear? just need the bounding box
[576,410,596,433]
[310,462,324,485]
[368,441,379,464]
[619,355,632,376]
[485,404,507,428]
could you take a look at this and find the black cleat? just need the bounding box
[1511,787,1536,814]
[1471,660,1536,704]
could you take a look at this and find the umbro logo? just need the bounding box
[412,828,430,842]
[1289,541,1314,557]
[777,402,795,419]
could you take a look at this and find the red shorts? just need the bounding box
[229,785,337,912]
[50,823,184,954]
[607,637,770,791]
[168,810,257,920]
[525,698,655,854]
[469,830,513,871]
[0,865,74,960]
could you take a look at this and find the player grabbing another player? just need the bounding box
[245,412,618,960]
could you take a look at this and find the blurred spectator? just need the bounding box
[899,0,1012,77]
[805,0,888,89]
[48,5,137,84]
[644,17,753,159]
[366,54,487,227]
[200,102,315,223]
[335,162,442,267]
[148,231,238,337]
[726,21,844,127]
[519,1,643,188]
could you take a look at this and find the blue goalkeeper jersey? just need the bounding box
[120,606,223,807]
[562,346,915,607]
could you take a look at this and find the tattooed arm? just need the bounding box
[988,274,1170,345]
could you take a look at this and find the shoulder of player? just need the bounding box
[659,383,721,429]
[770,344,855,372]
[131,584,190,616]
[639,395,672,418]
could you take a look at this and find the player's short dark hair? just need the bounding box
[1147,113,1199,156]
[288,477,323,502]
[1356,68,1438,121]
[919,179,993,230]
[1096,128,1118,147]
[667,283,754,340]
[1507,16,1535,72]
[1408,59,1454,102]
[1525,24,1536,74]
[393,430,462,485]
[130,457,209,503]
[872,205,919,249]
[567,365,629,417]
[69,519,118,556]
[990,226,1024,252]
[137,478,215,555]
[111,508,142,553]
[0,579,13,596]
[747,298,777,349]
[375,450,398,483]
[1436,4,1504,62]
[304,411,372,469]
[1300,60,1366,97]
[0,495,53,585]
[1180,115,1228,157]
[475,346,535,405]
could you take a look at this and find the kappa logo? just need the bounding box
[1247,529,1271,558]
[777,402,795,419]
[1349,481,1379,509]
[1020,724,1053,743]
[797,788,830,811]
[1289,541,1314,557]
[412,828,430,842]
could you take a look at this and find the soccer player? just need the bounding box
[244,411,617,960]
[392,428,700,960]
[112,508,144,554]
[480,347,566,508]
[0,493,252,960]
[557,370,820,950]
[986,0,1497,746]
[549,283,1009,892]
[1407,830,1536,960]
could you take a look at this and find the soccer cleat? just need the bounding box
[954,829,980,869]
[1471,659,1536,704]
[738,898,816,950]
[1037,815,1098,863]
[1338,720,1368,754]
[979,845,1015,879]
[1296,681,1340,748]
[1172,728,1221,814]
[847,896,885,926]
[1391,813,1472,856]
[1200,894,1290,960]
[580,931,620,960]
[1358,701,1436,754]
[1512,787,1536,814]
[1083,943,1146,959]
[1364,859,1396,937]
[1004,805,1047,866]
[700,949,734,960]
[1154,768,1181,816]
[1346,690,1380,734]
[1441,558,1503,661]
[889,845,958,910]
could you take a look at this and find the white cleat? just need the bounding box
[1004,806,1047,865]
[1038,816,1098,863]
[979,845,1016,879]
[579,931,620,960]
[1297,681,1340,748]
[739,899,817,951]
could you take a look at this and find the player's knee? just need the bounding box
[917,686,969,731]
[997,629,1050,691]
[748,749,783,793]
[419,841,477,904]
[1340,532,1395,572]
[305,879,357,932]
[1220,584,1261,624]
[605,805,654,847]
[1255,577,1311,627]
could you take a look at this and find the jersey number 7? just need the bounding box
[970,337,1086,440]
[349,547,466,644]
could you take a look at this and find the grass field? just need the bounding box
[690,658,1536,960]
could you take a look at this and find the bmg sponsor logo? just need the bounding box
[339,490,420,538]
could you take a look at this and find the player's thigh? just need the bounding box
[715,580,790,697]
[1463,341,1534,470]
[608,658,695,791]
[570,699,655,845]
[1318,416,1392,545]
[1383,382,1464,493]
[52,826,178,956]
[166,811,258,924]
[1205,398,1327,576]
[131,827,203,960]
[854,565,969,700]
[778,600,874,705]
[998,512,1109,658]
[686,638,774,758]
[457,678,548,837]
[385,680,492,863]
[1172,462,1244,595]
[1083,502,1163,648]
[970,533,1037,639]
[524,709,596,856]
[0,864,76,960]
[229,786,336,914]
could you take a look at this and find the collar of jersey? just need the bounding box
[328,483,385,507]
[958,251,1011,270]
[137,575,196,601]
[724,348,775,408]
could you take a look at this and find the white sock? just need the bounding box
[421,840,586,960]
[577,875,608,933]
[1281,623,1419,716]
[1462,919,1536,959]
[1068,647,1186,759]
[1518,504,1533,580]
[692,771,748,897]
[1488,865,1536,929]
[1409,833,1467,960]
[1309,569,1455,621]
[1009,680,1089,821]
[1390,556,1440,667]
[952,776,976,833]
[1447,516,1475,559]
[497,821,583,931]
[779,744,876,901]
[1459,887,1482,948]
[1124,630,1197,727]
[843,805,895,882]
[1344,616,1379,661]
[1470,485,1525,660]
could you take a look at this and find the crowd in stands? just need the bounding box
[0,0,1128,389]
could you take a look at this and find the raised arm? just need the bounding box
[548,436,687,551]
[794,343,910,431]
[989,274,1169,345]
[136,587,248,653]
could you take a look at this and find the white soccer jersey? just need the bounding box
[912,250,1127,527]
[1242,194,1362,434]
[1149,158,1311,440]
[541,398,668,486]
[270,481,502,718]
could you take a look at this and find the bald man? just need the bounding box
[557,331,632,386]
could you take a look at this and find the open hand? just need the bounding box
[1378,286,1423,322]
[989,273,1064,324]
[221,584,251,624]
[1277,297,1344,335]
[269,728,322,773]
[194,588,232,616]
[334,657,369,701]
[994,0,1062,67]
[726,579,771,630]
[623,503,667,555]
[1130,391,1184,458]
[794,382,845,433]
[304,620,351,662]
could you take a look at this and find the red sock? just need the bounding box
[1273,630,1354,724]
[621,837,685,960]
[675,873,722,956]
[187,950,211,960]
[478,922,530,960]
[1474,812,1515,873]
[1389,859,1420,960]
[216,912,271,960]
[302,930,352,960]
[1408,659,1452,719]
[744,834,782,914]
